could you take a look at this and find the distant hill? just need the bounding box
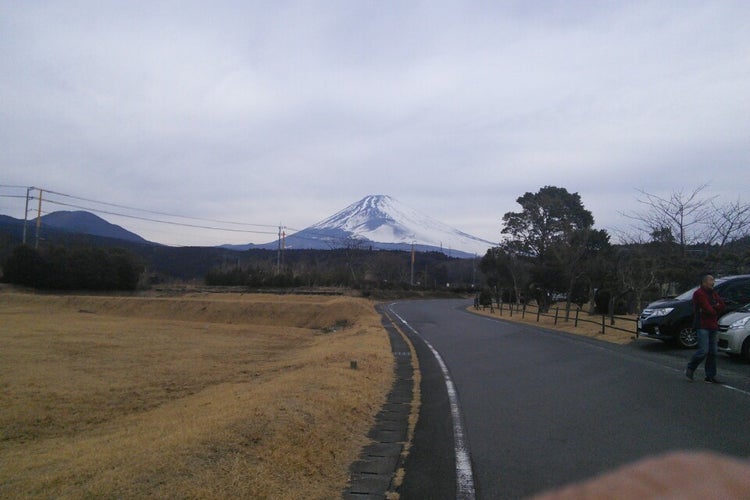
[39,211,150,243]
[0,211,150,244]
[0,212,252,281]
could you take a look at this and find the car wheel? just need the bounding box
[742,337,750,363]
[677,324,698,349]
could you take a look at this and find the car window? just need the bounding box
[674,286,699,300]
[721,280,750,304]
[674,277,733,301]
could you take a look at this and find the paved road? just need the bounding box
[387,299,750,499]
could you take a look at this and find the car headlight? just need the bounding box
[729,317,750,330]
[649,308,674,318]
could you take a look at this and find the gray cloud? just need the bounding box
[1,1,748,246]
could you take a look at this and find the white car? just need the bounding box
[718,305,750,362]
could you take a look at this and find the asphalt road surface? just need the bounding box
[386,299,750,499]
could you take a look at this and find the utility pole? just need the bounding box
[22,186,32,245]
[276,224,282,275]
[276,224,287,275]
[35,188,43,249]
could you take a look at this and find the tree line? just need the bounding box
[0,241,477,292]
[206,248,478,292]
[2,245,144,291]
[480,184,750,317]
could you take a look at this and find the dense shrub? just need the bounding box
[2,245,143,291]
[1,245,45,287]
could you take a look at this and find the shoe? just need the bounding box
[704,377,723,384]
[685,368,694,381]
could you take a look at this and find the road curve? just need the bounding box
[389,299,750,499]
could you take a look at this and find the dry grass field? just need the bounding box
[0,289,394,499]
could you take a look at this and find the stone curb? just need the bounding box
[342,307,415,499]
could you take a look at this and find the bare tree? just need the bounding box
[622,183,715,256]
[705,198,750,251]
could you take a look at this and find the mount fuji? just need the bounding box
[243,195,495,258]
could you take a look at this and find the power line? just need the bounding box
[39,187,278,229]
[38,199,278,235]
[5,185,285,240]
[0,185,31,203]
[6,185,402,250]
[3,185,388,248]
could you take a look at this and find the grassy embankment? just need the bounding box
[0,290,394,499]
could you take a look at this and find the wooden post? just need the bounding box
[554,306,559,325]
[574,309,580,328]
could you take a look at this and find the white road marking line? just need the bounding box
[389,306,476,500]
[717,383,750,397]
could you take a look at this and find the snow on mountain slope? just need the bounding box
[291,195,495,256]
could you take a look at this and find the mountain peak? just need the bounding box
[284,195,494,256]
[41,211,149,243]
[312,195,404,234]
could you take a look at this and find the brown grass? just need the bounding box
[470,303,638,345]
[0,290,394,499]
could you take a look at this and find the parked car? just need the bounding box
[718,304,750,361]
[637,275,750,348]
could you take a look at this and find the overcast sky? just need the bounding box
[1,1,748,247]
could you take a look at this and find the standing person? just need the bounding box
[686,274,726,383]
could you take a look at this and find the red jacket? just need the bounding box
[692,285,726,330]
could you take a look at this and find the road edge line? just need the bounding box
[388,305,477,500]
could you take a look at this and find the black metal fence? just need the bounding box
[476,301,638,336]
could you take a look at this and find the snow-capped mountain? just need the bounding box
[277,195,495,257]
